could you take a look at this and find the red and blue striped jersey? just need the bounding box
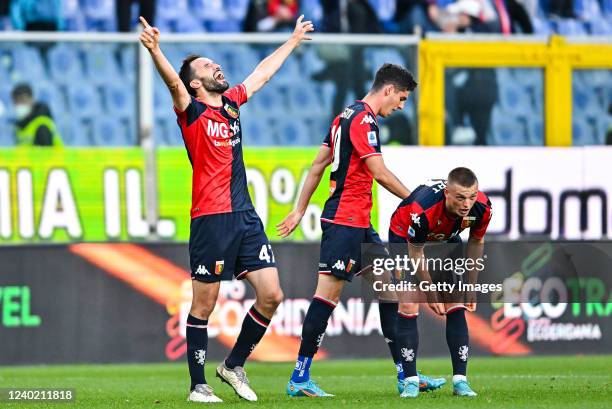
[390,180,492,243]
[321,101,381,228]
[174,84,253,219]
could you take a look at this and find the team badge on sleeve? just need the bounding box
[367,131,378,146]
[224,104,239,119]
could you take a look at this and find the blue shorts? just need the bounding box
[189,209,275,283]
[319,221,389,282]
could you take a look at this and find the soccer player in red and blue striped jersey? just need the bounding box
[140,15,313,403]
[389,168,492,397]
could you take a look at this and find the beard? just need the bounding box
[202,76,229,93]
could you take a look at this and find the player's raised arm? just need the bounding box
[276,145,331,238]
[242,15,314,99]
[365,155,411,199]
[139,16,191,112]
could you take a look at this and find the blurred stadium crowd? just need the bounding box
[1,0,611,35]
[0,1,610,147]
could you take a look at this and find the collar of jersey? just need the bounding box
[356,100,378,124]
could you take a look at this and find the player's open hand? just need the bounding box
[276,210,304,238]
[139,16,160,51]
[291,15,314,44]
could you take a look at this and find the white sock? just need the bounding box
[406,376,419,383]
[453,375,467,383]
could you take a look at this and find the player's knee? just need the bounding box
[190,299,216,320]
[260,288,284,311]
[398,302,419,315]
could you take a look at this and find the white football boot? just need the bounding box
[216,363,258,401]
[187,384,223,403]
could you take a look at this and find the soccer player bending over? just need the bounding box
[139,15,313,403]
[277,64,444,397]
[388,168,492,397]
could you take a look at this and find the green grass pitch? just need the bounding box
[1,355,610,408]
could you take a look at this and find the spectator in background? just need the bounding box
[0,0,10,29]
[117,0,155,32]
[10,0,63,31]
[504,0,533,33]
[313,0,381,121]
[11,84,62,147]
[244,0,299,32]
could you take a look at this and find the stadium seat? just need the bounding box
[490,105,529,145]
[368,0,396,22]
[48,44,84,84]
[287,83,324,117]
[275,118,312,146]
[157,0,203,32]
[154,117,178,146]
[62,0,86,31]
[190,0,226,20]
[205,19,242,33]
[33,82,67,119]
[240,109,276,146]
[573,85,601,114]
[82,0,116,31]
[527,118,545,146]
[554,18,589,35]
[65,118,94,146]
[67,84,102,119]
[572,117,594,145]
[225,0,251,20]
[92,117,134,146]
[103,83,136,119]
[11,46,46,82]
[84,44,121,84]
[0,119,15,147]
[0,86,14,119]
[498,84,530,117]
[273,56,301,85]
[248,84,287,116]
[119,45,137,82]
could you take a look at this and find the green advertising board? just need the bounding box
[0,148,378,243]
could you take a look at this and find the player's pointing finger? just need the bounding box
[139,16,150,29]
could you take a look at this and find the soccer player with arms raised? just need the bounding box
[278,64,443,397]
[388,167,492,397]
[139,15,313,403]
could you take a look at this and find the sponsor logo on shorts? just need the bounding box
[194,265,210,275]
[332,260,345,270]
[408,226,416,237]
[215,260,224,275]
[367,131,378,146]
[319,262,328,268]
[346,259,355,272]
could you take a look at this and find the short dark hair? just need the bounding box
[371,63,417,92]
[448,167,478,188]
[179,54,201,97]
[11,83,33,100]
